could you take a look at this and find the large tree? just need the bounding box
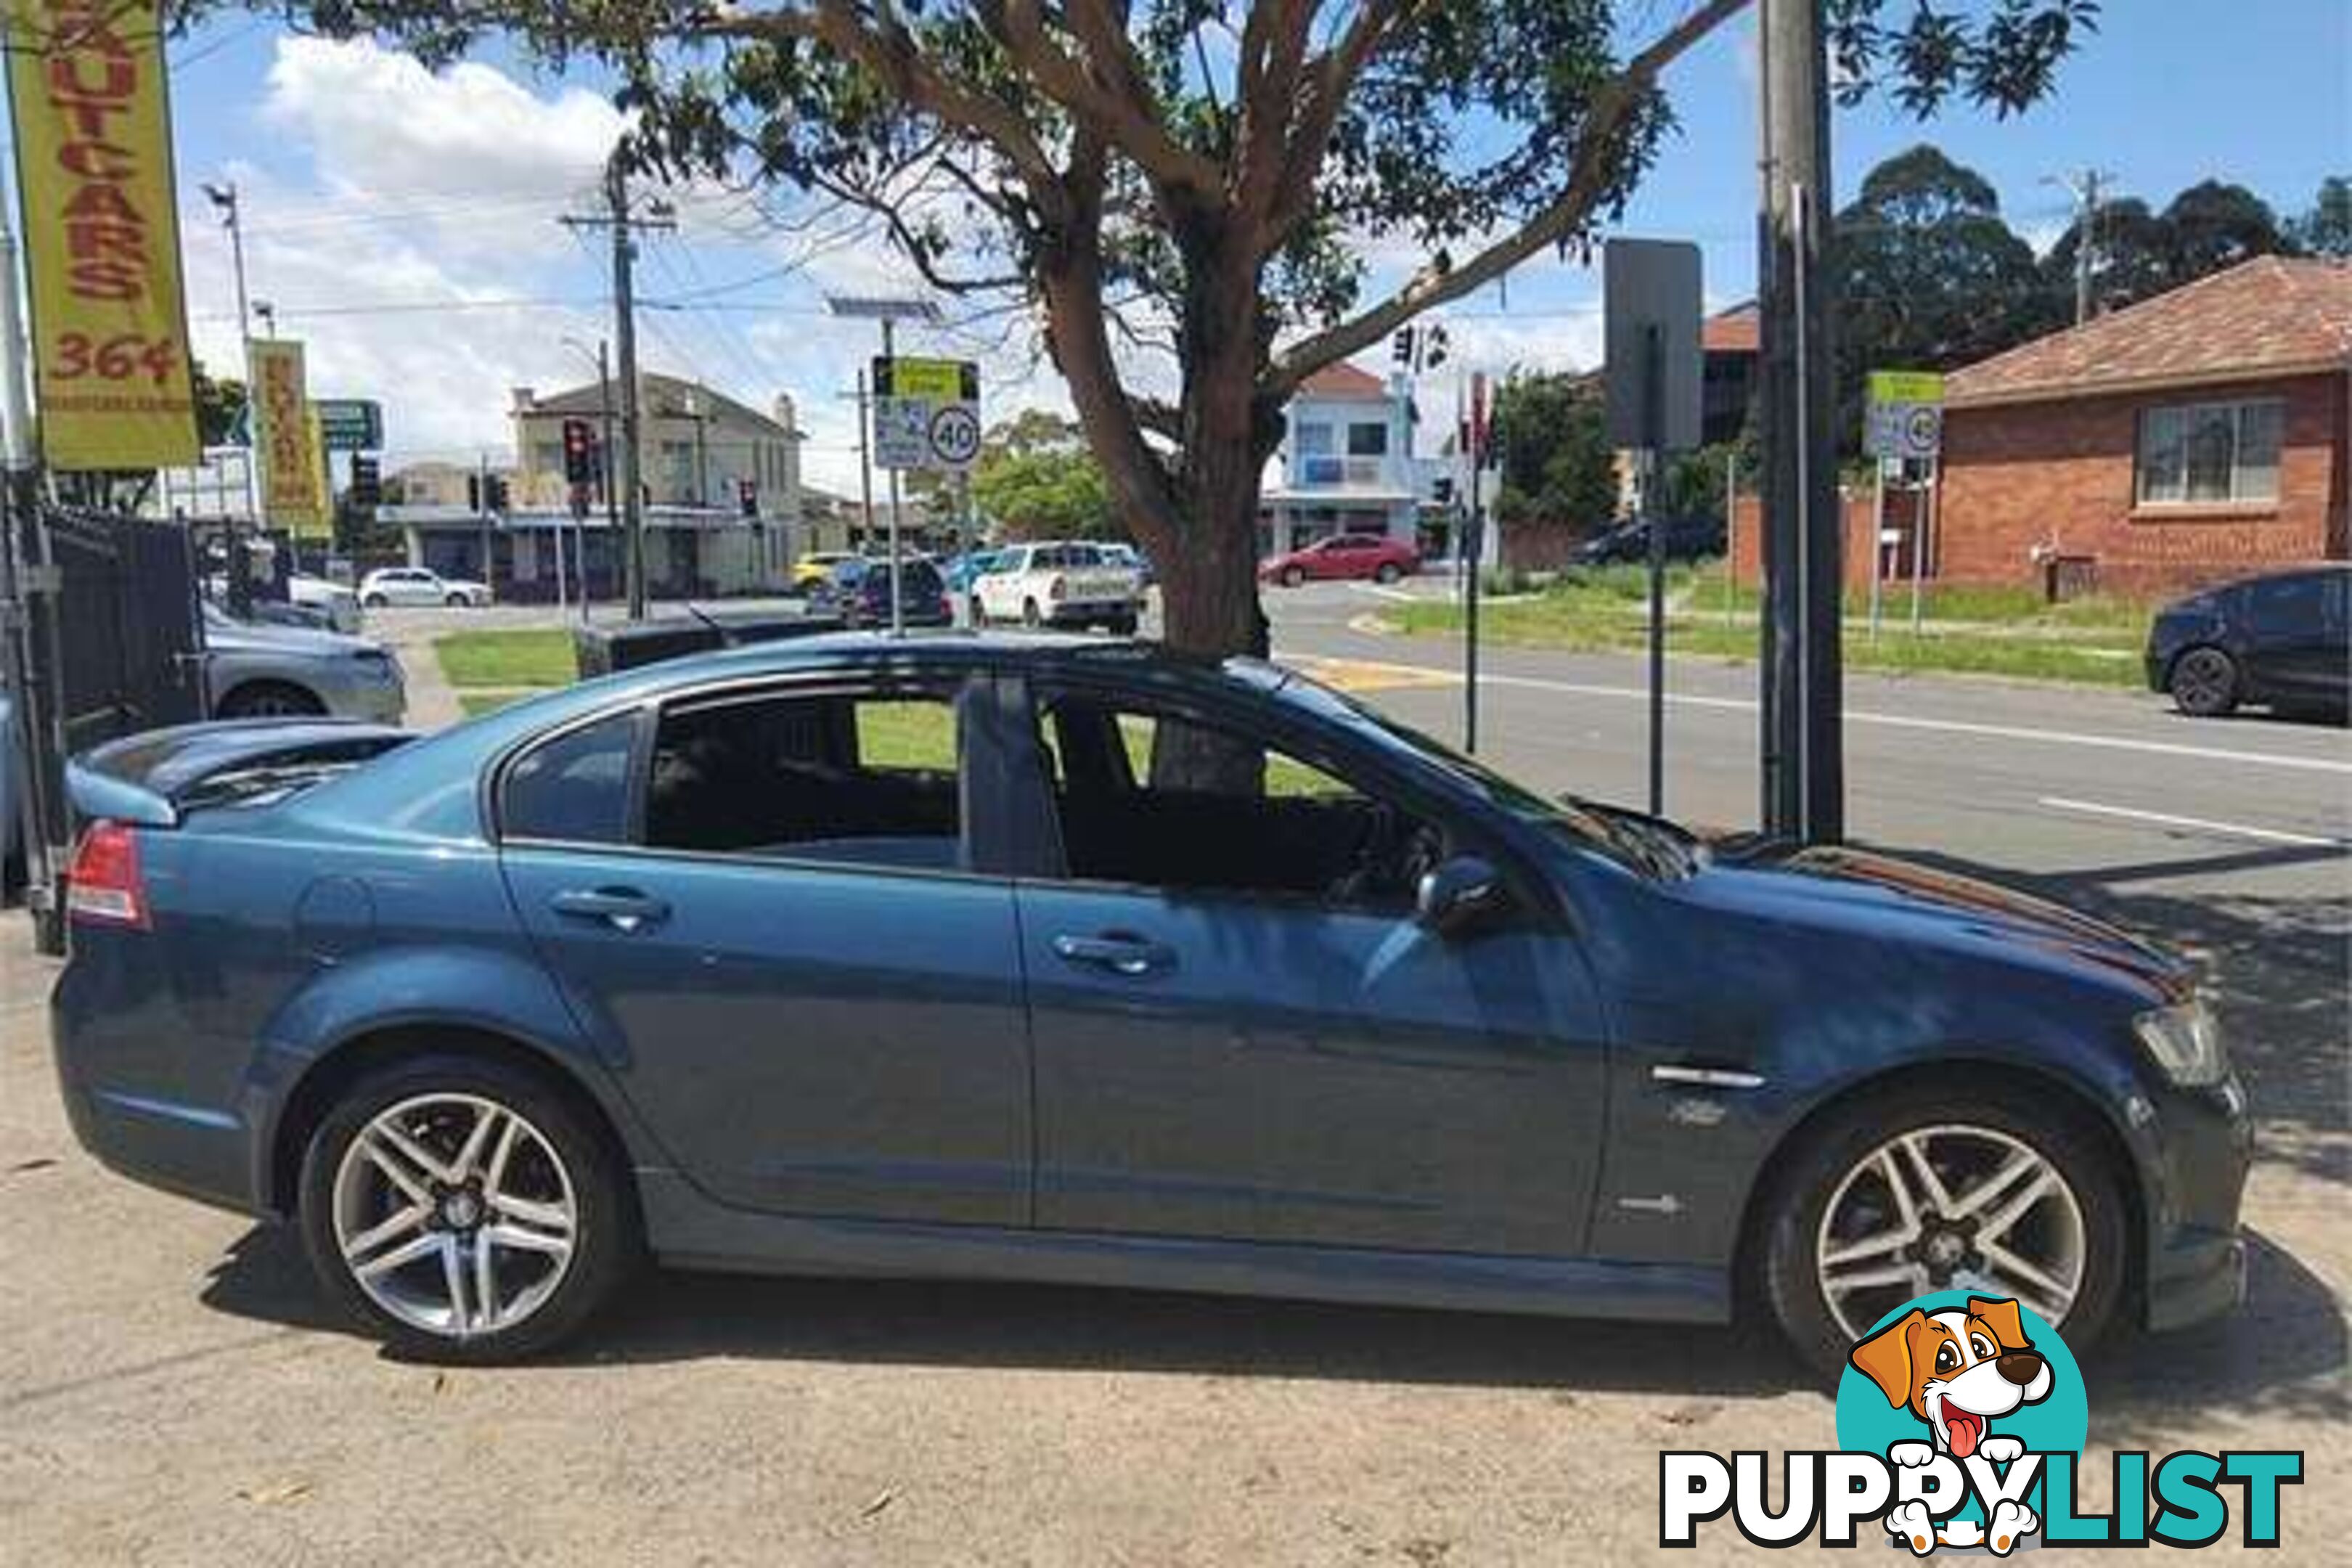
[1832,144,2056,446]
[213,1,2098,665]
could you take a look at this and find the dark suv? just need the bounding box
[2145,565,2349,719]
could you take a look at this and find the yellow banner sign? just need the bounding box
[4,1,197,469]
[250,338,323,529]
[1866,370,1945,407]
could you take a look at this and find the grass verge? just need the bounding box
[434,629,578,689]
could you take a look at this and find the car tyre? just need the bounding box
[1757,1081,2128,1385]
[297,1053,637,1363]
[2168,647,2240,717]
[1281,565,1306,588]
[216,680,327,719]
[1373,562,1402,585]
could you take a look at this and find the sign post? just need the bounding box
[1604,239,1704,817]
[1864,370,1945,638]
[870,353,979,635]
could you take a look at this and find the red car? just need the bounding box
[1259,532,1420,587]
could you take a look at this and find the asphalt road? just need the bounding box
[0,582,2343,1564]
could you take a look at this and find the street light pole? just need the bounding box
[203,181,259,520]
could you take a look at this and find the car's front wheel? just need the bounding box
[1758,1082,2128,1382]
[297,1054,635,1362]
[2168,647,2240,717]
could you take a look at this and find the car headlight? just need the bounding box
[2134,997,2226,1086]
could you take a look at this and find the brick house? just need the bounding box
[1935,256,2350,597]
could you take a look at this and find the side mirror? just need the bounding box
[1415,854,1508,938]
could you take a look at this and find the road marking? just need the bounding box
[2037,797,2350,849]
[1272,648,2352,777]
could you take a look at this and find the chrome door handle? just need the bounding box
[1053,933,1175,977]
[549,887,670,934]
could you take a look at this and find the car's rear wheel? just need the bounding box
[2168,647,2240,717]
[1281,565,1306,588]
[297,1054,635,1362]
[1758,1083,2128,1383]
[1373,562,1402,584]
[216,680,326,719]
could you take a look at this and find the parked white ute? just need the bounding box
[969,541,1141,634]
[359,566,493,608]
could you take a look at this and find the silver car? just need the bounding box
[202,605,407,722]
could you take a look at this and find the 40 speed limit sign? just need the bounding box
[872,356,981,471]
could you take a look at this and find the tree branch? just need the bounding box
[1266,0,1750,393]
[975,0,1227,203]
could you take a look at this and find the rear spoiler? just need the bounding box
[68,719,414,828]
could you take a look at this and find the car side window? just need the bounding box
[502,710,641,845]
[2248,575,2325,635]
[644,685,965,872]
[1030,691,1443,912]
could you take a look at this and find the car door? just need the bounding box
[2240,573,2337,703]
[1008,680,1610,1259]
[496,674,1034,1227]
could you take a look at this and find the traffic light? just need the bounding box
[561,418,595,486]
[737,476,758,518]
[348,454,380,510]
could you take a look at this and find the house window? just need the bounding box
[1347,422,1388,457]
[1294,422,1333,456]
[2136,399,2283,506]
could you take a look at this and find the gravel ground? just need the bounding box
[0,916,2343,1565]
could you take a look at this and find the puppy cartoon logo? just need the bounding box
[1849,1297,2052,1554]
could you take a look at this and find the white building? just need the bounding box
[1259,362,1421,556]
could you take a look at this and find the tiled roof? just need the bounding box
[1297,361,1390,400]
[1946,256,2352,409]
[1703,303,1759,355]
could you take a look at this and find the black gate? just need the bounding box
[48,510,205,750]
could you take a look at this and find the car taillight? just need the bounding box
[1050,575,1067,601]
[65,820,149,929]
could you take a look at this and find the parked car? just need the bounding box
[2145,565,2349,719]
[52,634,2245,1368]
[813,555,952,629]
[1101,542,1156,589]
[1568,516,1726,568]
[792,551,860,592]
[290,573,363,633]
[971,541,1141,632]
[1259,532,1419,587]
[202,604,409,722]
[359,567,492,609]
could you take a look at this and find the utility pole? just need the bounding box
[562,150,672,619]
[1756,0,1844,844]
[2051,168,2111,324]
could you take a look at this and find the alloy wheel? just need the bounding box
[2171,648,2237,714]
[1814,1123,2086,1340]
[331,1092,579,1341]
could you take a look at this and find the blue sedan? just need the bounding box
[51,635,2247,1365]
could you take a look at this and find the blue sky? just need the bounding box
[134,2,2348,489]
